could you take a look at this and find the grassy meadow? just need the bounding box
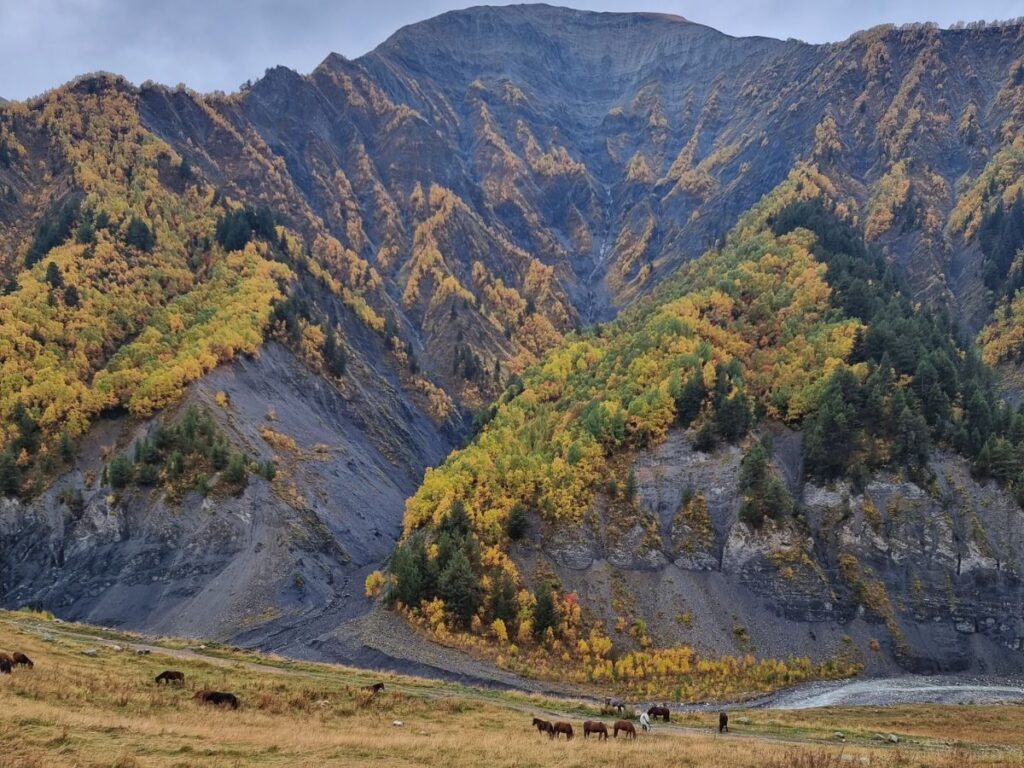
[0,610,1022,767]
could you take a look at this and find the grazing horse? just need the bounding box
[604,696,625,713]
[648,705,670,722]
[551,722,573,740]
[0,653,12,667]
[583,720,608,740]
[614,720,637,739]
[0,658,10,675]
[194,690,239,709]
[12,652,33,668]
[532,717,555,736]
[361,682,385,695]
[719,711,729,733]
[155,670,185,685]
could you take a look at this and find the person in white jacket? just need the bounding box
[639,711,651,732]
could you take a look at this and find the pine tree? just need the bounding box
[45,261,63,288]
[222,453,248,486]
[0,449,20,497]
[389,537,426,608]
[108,454,134,489]
[125,216,155,252]
[489,571,518,627]
[532,581,559,639]
[322,325,346,377]
[63,284,80,307]
[506,503,529,540]
[438,549,480,628]
[675,371,705,427]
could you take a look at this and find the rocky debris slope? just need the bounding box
[0,343,454,645]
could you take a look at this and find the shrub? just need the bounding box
[108,454,134,489]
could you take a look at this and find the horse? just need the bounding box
[719,711,729,733]
[361,682,385,695]
[194,690,239,709]
[0,652,12,667]
[614,720,636,739]
[155,670,185,685]
[604,696,625,713]
[0,658,10,675]
[583,720,608,740]
[551,722,573,740]
[532,717,554,736]
[11,652,33,668]
[648,705,670,722]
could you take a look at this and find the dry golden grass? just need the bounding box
[0,611,1022,767]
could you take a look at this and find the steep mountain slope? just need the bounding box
[3,7,1024,674]
[385,167,1024,691]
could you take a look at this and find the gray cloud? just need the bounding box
[1,0,1023,100]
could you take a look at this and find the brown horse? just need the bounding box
[361,682,385,695]
[719,711,729,733]
[614,720,636,739]
[551,722,573,740]
[0,652,12,667]
[648,705,670,722]
[0,658,10,675]
[194,690,239,709]
[12,652,33,668]
[583,720,608,740]
[532,717,555,736]
[155,670,185,685]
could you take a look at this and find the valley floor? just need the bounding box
[1,611,1022,767]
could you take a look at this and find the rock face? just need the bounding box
[3,6,1024,669]
[0,343,455,650]
[521,426,1024,673]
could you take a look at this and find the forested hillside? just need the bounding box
[380,163,1024,689]
[4,7,1024,677]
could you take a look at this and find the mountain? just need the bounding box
[3,6,1024,679]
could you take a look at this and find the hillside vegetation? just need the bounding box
[382,162,1024,682]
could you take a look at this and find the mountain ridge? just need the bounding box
[3,5,1024,683]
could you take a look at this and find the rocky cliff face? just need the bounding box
[4,6,1024,671]
[521,426,1024,673]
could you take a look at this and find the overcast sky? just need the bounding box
[2,0,1023,100]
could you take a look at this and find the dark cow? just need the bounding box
[155,670,185,685]
[648,705,670,722]
[532,717,555,736]
[719,711,729,733]
[361,682,385,695]
[0,658,10,675]
[583,720,608,740]
[614,720,637,739]
[194,690,239,709]
[11,652,33,668]
[551,722,573,740]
